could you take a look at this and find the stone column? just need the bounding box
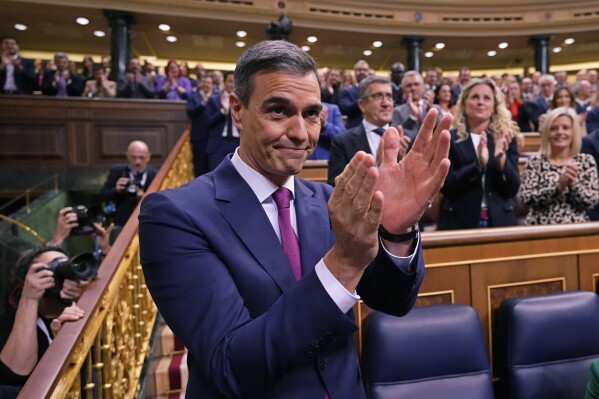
[402,36,425,73]
[530,35,552,74]
[103,10,134,83]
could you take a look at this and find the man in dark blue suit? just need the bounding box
[139,40,451,399]
[339,60,371,129]
[0,35,36,95]
[100,140,157,237]
[205,71,239,172]
[307,102,345,160]
[581,128,599,220]
[328,76,411,186]
[186,74,215,176]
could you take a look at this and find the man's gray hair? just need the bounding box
[234,40,319,107]
[401,70,424,89]
[358,75,390,99]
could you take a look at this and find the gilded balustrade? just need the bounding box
[17,131,193,399]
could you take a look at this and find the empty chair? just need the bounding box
[361,304,494,399]
[495,291,599,399]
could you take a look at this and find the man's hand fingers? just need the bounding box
[380,127,400,167]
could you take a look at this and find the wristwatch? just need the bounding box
[378,224,419,243]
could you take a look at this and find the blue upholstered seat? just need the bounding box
[361,304,494,399]
[495,291,599,399]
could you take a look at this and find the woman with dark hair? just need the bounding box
[434,82,455,114]
[520,107,598,224]
[0,247,85,392]
[156,59,192,101]
[80,55,95,82]
[438,78,523,229]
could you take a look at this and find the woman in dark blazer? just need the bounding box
[438,78,522,230]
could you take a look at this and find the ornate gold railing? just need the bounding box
[17,130,193,399]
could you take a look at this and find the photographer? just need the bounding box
[0,247,86,392]
[47,207,114,259]
[100,140,157,238]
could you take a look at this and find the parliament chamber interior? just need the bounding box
[1,0,599,398]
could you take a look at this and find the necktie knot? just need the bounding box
[273,187,291,210]
[372,127,385,136]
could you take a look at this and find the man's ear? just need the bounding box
[358,98,366,114]
[229,93,243,131]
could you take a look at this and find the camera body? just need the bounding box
[69,204,115,236]
[45,252,99,296]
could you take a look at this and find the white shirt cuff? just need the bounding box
[315,259,360,314]
[379,232,420,273]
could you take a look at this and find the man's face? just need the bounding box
[354,62,370,83]
[328,69,340,86]
[223,74,234,93]
[212,71,223,85]
[521,78,532,92]
[55,56,69,72]
[232,70,322,186]
[2,38,18,55]
[403,75,424,101]
[200,76,213,93]
[460,70,471,85]
[128,58,141,72]
[127,145,151,172]
[358,83,393,126]
[539,79,555,98]
[425,71,438,86]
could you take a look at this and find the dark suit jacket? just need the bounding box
[581,129,599,220]
[138,156,424,399]
[587,106,599,134]
[0,57,36,94]
[308,102,345,160]
[205,94,239,171]
[41,71,84,96]
[327,124,371,186]
[438,129,520,230]
[100,164,157,226]
[339,85,362,129]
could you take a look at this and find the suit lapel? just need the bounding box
[294,180,330,277]
[351,125,372,155]
[214,158,298,292]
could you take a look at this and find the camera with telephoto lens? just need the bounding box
[44,252,99,297]
[69,204,116,236]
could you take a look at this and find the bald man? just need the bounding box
[100,141,158,236]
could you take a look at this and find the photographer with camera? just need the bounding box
[100,140,157,239]
[0,247,91,393]
[47,207,114,260]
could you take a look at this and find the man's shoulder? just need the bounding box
[332,125,363,142]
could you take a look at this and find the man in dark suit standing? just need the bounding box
[186,74,215,176]
[339,59,371,129]
[139,40,451,399]
[100,140,157,238]
[329,75,410,186]
[0,35,36,94]
[205,71,239,172]
[41,52,83,97]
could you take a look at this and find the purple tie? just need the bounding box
[272,187,302,281]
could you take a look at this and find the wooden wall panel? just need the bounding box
[579,252,599,292]
[0,124,67,161]
[0,95,188,169]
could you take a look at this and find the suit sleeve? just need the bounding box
[186,93,206,118]
[338,87,359,117]
[100,167,124,203]
[486,138,521,198]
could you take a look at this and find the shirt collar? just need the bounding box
[362,119,389,134]
[231,149,295,203]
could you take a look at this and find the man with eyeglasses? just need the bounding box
[392,71,443,142]
[328,75,410,186]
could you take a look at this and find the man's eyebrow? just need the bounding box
[261,96,323,112]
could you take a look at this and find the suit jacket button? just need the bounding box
[319,359,327,370]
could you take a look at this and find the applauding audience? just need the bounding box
[438,78,522,229]
[520,107,599,224]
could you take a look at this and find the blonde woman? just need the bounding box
[519,107,598,224]
[439,78,522,229]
